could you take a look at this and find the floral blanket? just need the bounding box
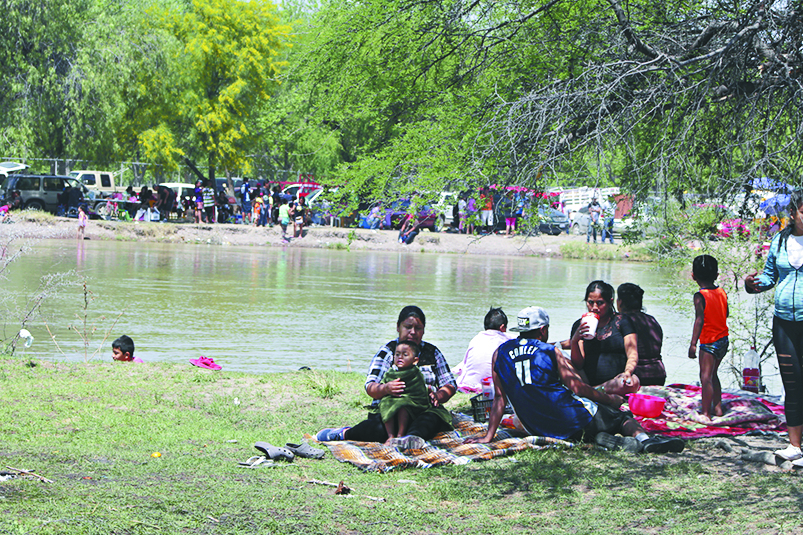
[631,384,786,438]
[312,413,573,473]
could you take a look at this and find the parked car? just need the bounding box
[536,206,570,235]
[433,191,458,230]
[282,182,321,200]
[0,161,28,178]
[213,178,241,213]
[0,173,91,213]
[214,177,243,201]
[69,170,123,195]
[303,187,350,225]
[570,205,632,236]
[383,199,442,231]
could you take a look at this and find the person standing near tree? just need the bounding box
[240,178,252,224]
[601,197,615,244]
[745,189,803,465]
[203,180,216,224]
[193,180,204,223]
[587,197,602,243]
[479,187,494,234]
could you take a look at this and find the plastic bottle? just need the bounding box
[481,377,494,400]
[743,347,760,393]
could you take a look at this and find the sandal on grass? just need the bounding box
[285,442,325,459]
[254,442,295,462]
[189,356,222,370]
[238,456,276,468]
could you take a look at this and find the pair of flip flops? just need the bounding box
[239,456,277,468]
[254,441,325,461]
[189,356,222,370]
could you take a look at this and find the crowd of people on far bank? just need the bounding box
[313,191,803,459]
[21,175,624,247]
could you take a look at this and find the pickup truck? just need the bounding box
[69,170,129,217]
[69,170,124,194]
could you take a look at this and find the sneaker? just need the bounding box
[595,432,642,453]
[389,435,426,450]
[792,457,803,468]
[316,427,348,442]
[641,435,685,454]
[774,445,803,461]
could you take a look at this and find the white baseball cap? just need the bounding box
[510,306,550,332]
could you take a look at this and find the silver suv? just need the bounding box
[0,173,89,212]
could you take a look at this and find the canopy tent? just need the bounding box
[749,177,793,193]
[760,194,791,216]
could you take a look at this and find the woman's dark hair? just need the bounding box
[484,307,507,330]
[584,280,615,305]
[777,190,803,253]
[397,305,426,327]
[617,283,644,312]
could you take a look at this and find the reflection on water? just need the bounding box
[4,239,766,391]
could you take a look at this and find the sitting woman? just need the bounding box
[317,305,457,447]
[617,282,666,386]
[570,280,640,396]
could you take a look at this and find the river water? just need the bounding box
[3,239,774,391]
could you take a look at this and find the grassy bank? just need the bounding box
[1,358,801,534]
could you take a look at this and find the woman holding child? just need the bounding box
[745,189,803,464]
[570,280,641,396]
[317,306,457,447]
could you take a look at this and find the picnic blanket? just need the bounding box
[631,384,786,439]
[312,412,574,473]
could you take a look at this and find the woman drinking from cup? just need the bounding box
[570,280,640,396]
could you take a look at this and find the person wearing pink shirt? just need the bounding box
[455,308,515,393]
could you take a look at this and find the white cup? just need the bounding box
[580,312,599,340]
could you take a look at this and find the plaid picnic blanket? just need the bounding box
[632,384,786,439]
[311,412,574,472]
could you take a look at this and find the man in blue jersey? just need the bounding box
[467,306,684,453]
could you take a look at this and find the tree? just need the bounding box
[294,0,803,207]
[0,0,91,159]
[140,0,291,180]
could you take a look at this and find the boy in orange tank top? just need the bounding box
[689,254,729,421]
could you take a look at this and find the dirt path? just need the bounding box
[2,214,628,259]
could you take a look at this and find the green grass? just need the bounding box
[1,358,801,534]
[560,241,657,262]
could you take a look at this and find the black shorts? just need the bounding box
[570,403,633,442]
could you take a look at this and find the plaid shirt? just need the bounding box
[365,339,456,409]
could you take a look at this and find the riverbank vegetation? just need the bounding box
[1,357,801,534]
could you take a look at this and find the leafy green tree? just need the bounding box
[138,0,291,180]
[0,0,91,160]
[292,0,803,209]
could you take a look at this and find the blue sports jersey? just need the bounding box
[495,337,596,439]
